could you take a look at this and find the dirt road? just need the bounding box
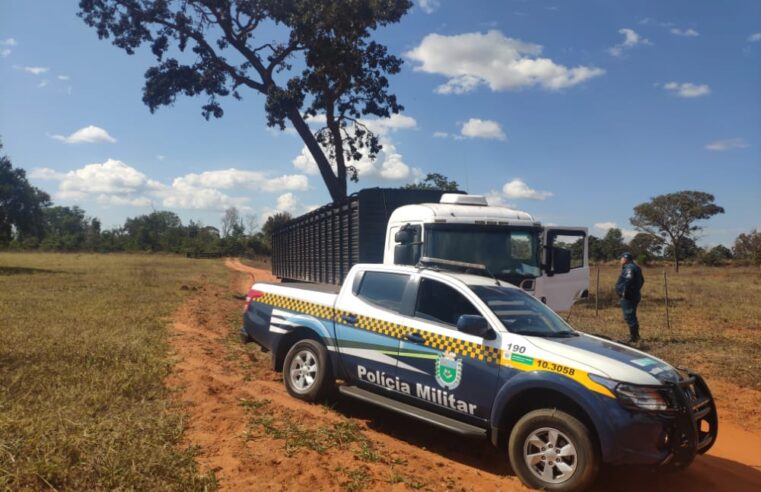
[166,259,761,491]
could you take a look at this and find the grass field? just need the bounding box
[1,254,759,490]
[0,253,226,490]
[569,263,761,389]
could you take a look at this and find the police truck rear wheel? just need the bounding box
[508,409,599,491]
[283,339,333,402]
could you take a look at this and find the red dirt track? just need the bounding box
[166,258,761,491]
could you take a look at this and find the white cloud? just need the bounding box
[262,174,309,192]
[37,80,48,89]
[748,33,761,42]
[608,28,651,57]
[594,221,618,230]
[433,131,449,138]
[1,39,17,57]
[405,30,604,93]
[97,194,153,207]
[417,0,440,14]
[57,75,70,81]
[705,138,749,151]
[663,81,710,98]
[51,125,117,144]
[594,221,637,240]
[502,179,552,200]
[160,180,247,211]
[276,192,300,213]
[362,113,417,134]
[34,159,308,211]
[54,159,162,200]
[638,18,674,28]
[14,65,49,75]
[156,154,166,161]
[484,191,514,208]
[671,28,699,37]
[460,118,506,141]
[29,167,65,180]
[173,168,308,192]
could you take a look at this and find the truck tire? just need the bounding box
[283,339,333,402]
[508,409,599,492]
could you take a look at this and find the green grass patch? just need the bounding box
[241,398,385,463]
[0,252,227,490]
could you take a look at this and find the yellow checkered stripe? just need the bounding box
[423,331,502,364]
[258,293,503,365]
[259,293,336,320]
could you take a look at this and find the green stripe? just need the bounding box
[510,353,534,365]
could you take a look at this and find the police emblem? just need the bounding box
[435,351,463,390]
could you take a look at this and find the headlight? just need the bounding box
[615,384,670,411]
[589,374,671,412]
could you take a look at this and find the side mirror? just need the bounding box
[456,315,495,340]
[394,224,421,265]
[394,243,415,265]
[552,247,571,275]
[395,228,412,244]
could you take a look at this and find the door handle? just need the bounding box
[404,332,426,344]
[340,314,358,325]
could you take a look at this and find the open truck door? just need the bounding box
[534,227,588,312]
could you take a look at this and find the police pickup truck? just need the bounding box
[241,259,717,491]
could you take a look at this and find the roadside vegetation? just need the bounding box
[0,253,225,490]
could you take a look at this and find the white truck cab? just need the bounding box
[384,194,589,312]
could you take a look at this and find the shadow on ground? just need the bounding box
[333,394,761,492]
[0,266,61,276]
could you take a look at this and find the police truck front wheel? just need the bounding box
[283,339,333,402]
[508,409,599,492]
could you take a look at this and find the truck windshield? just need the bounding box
[471,285,576,336]
[425,225,541,279]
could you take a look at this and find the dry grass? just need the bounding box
[569,264,761,389]
[0,253,227,491]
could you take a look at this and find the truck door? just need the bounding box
[333,270,412,394]
[534,227,588,312]
[395,276,501,423]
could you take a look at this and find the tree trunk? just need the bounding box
[673,237,681,273]
[285,105,346,203]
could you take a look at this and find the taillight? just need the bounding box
[244,288,265,312]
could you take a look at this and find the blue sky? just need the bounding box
[1,0,759,246]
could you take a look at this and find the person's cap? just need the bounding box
[621,252,633,260]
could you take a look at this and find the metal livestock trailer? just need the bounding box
[271,188,455,285]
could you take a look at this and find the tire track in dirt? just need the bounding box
[166,259,761,491]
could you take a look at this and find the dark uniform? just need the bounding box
[615,259,645,341]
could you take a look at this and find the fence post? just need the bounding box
[663,270,671,331]
[595,265,600,317]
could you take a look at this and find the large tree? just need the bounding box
[630,191,724,271]
[628,232,664,260]
[78,0,412,202]
[0,142,51,245]
[733,229,761,265]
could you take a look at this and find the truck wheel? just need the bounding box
[508,409,599,491]
[283,339,333,402]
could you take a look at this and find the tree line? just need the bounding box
[571,227,758,267]
[3,146,759,265]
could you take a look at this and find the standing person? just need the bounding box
[615,252,645,343]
